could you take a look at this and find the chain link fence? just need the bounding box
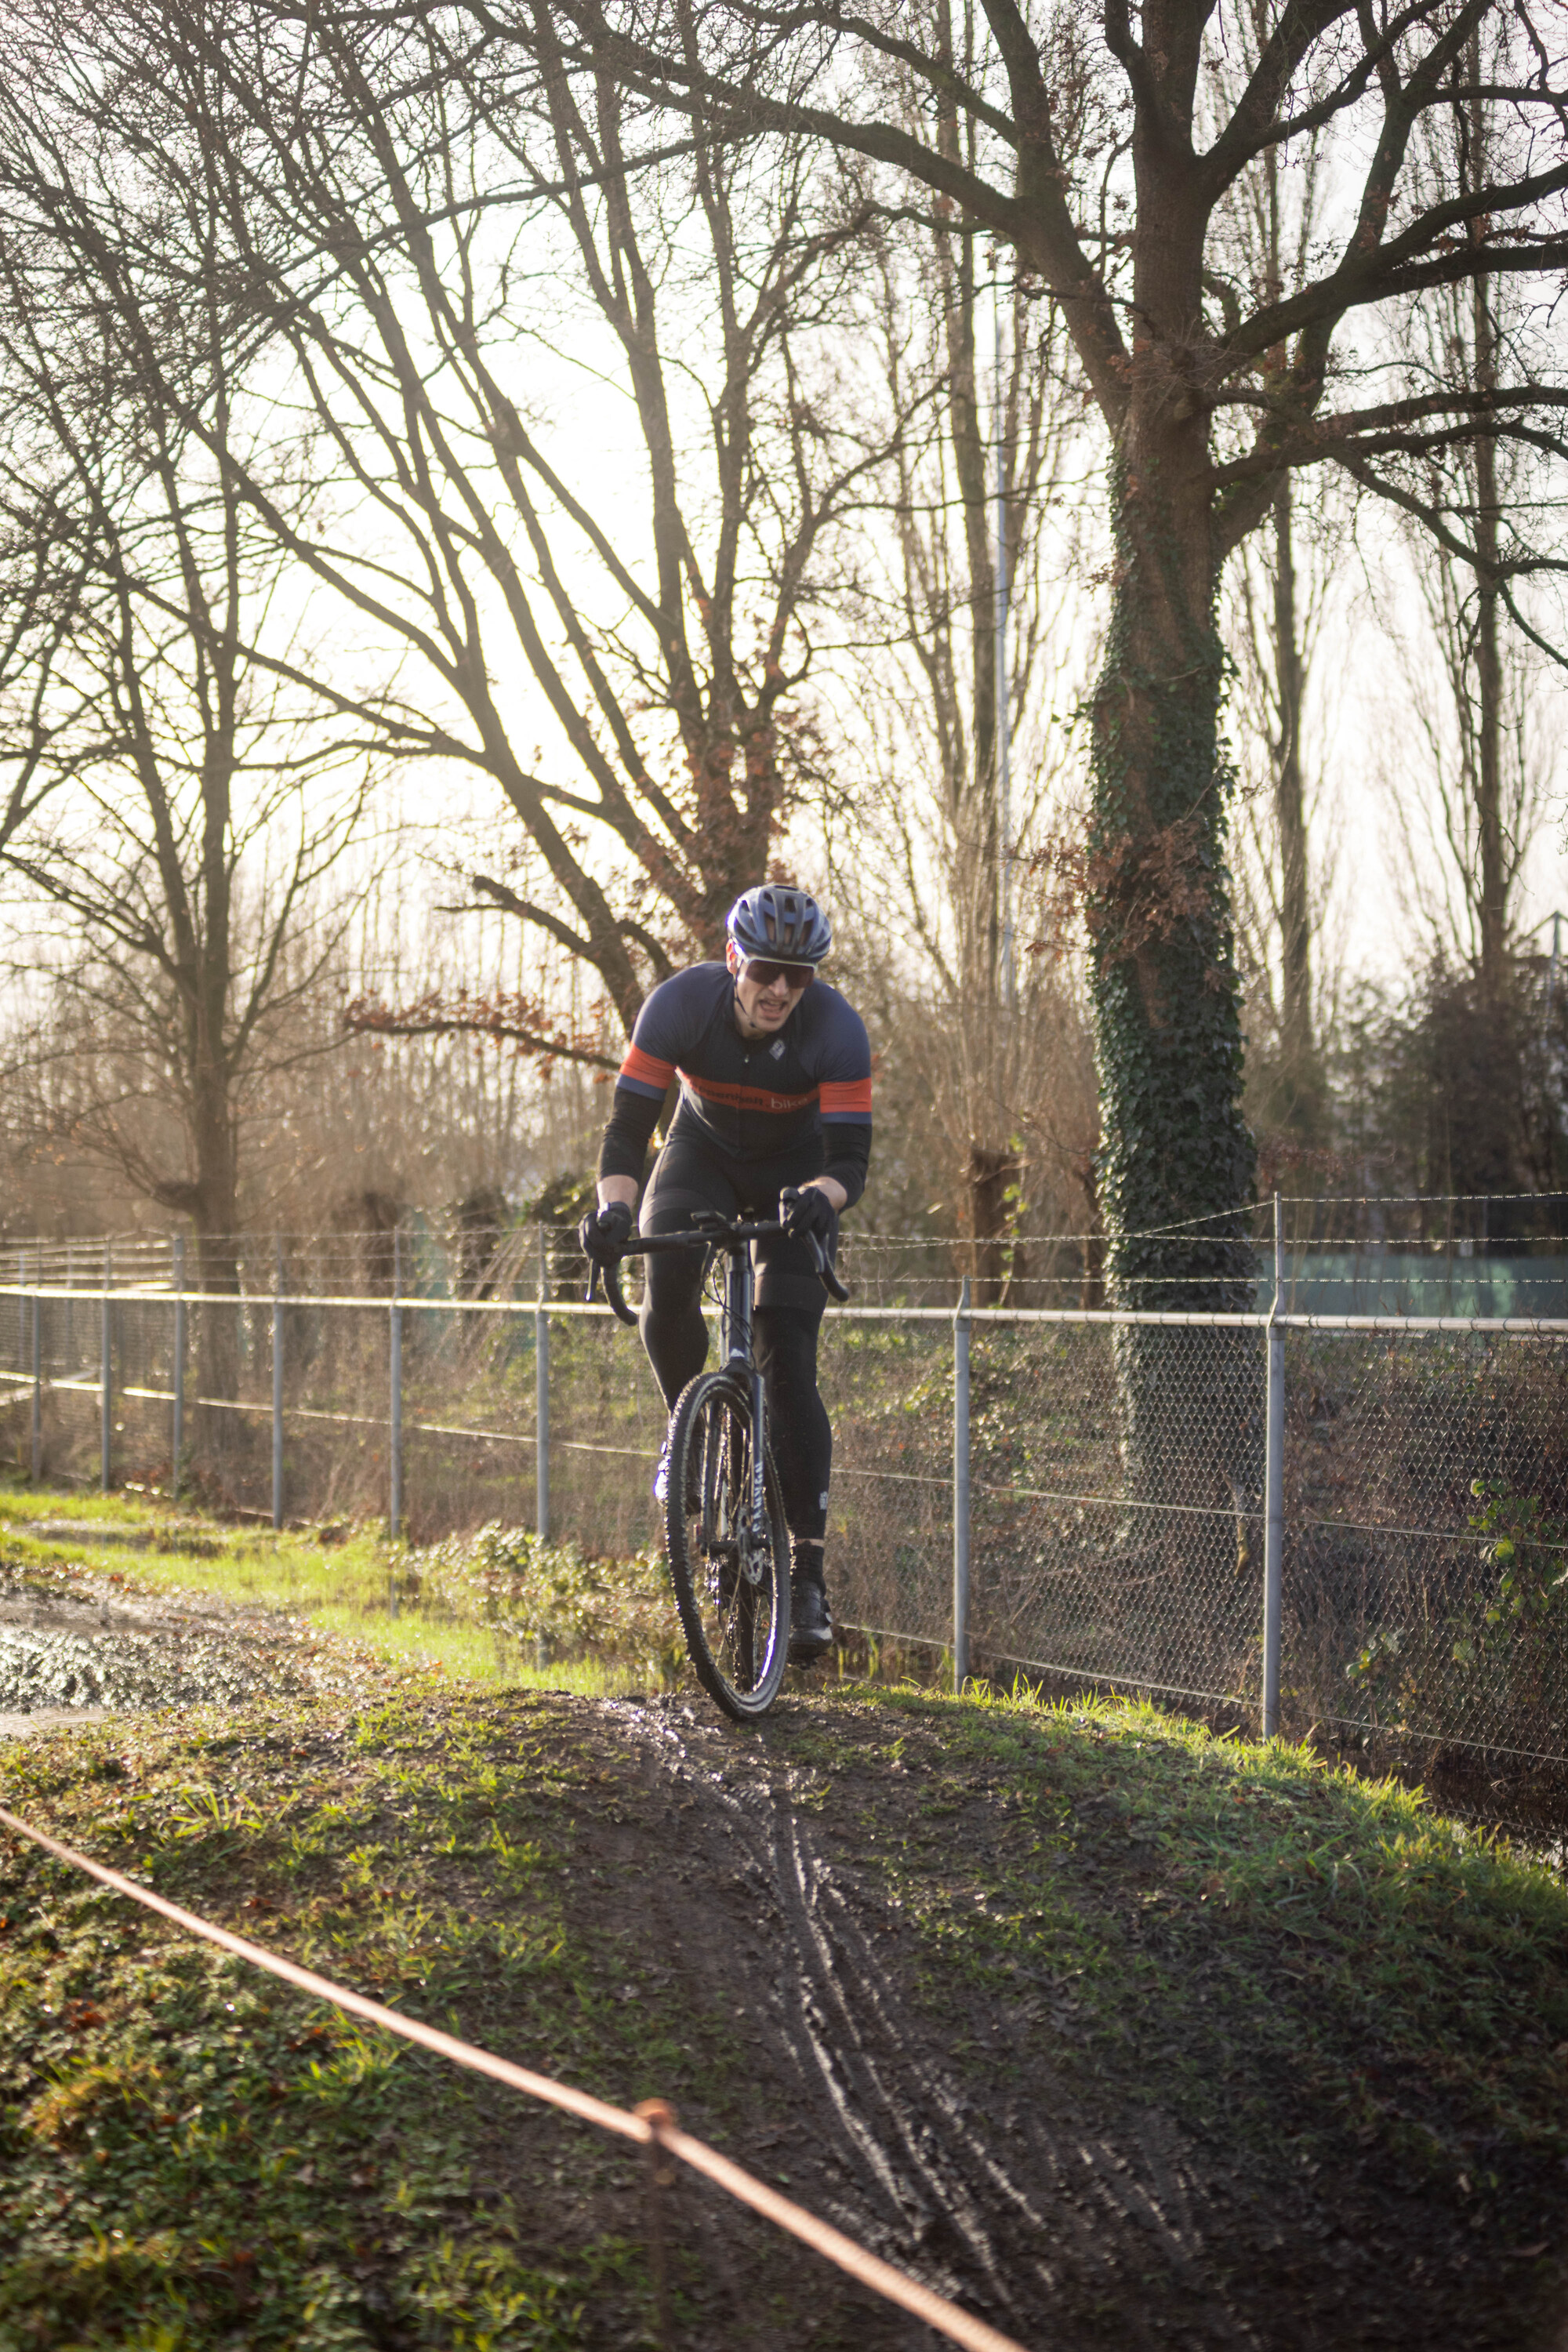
[0,1225,1564,1777]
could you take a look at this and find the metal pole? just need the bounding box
[100,1243,112,1494]
[1262,1192,1284,1740]
[389,1228,403,1563]
[30,1247,42,1485]
[271,1235,284,1532]
[535,1222,550,1543]
[172,1235,186,1501]
[953,1276,971,1692]
[993,280,1014,1010]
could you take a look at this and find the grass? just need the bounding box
[2,1678,1566,2347]
[786,1681,1568,2194]
[2,1488,1567,2343]
[0,1486,667,1700]
[0,1691,664,2350]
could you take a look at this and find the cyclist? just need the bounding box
[579,884,871,1664]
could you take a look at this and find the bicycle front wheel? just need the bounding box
[664,1370,790,1722]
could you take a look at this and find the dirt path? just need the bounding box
[570,1698,1254,2349]
[499,1693,1562,2352]
[1,1572,1563,2350]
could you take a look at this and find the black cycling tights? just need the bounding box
[637,1131,837,1546]
[640,1292,831,1548]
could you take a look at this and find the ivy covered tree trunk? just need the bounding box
[1087,427,1258,1522]
[1088,446,1256,1302]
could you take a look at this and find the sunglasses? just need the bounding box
[741,958,815,990]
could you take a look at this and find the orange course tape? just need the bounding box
[0,1804,1029,2352]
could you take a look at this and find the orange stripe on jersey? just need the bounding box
[620,1043,675,1091]
[681,1071,818,1117]
[819,1078,873,1116]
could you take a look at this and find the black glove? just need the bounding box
[579,1200,633,1265]
[780,1185,835,1243]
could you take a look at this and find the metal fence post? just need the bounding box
[953,1276,971,1691]
[100,1243,113,1494]
[30,1246,42,1485]
[535,1223,550,1544]
[272,1234,285,1532]
[172,1235,186,1501]
[389,1228,403,1562]
[1262,1193,1284,1740]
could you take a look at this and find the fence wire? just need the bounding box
[1,1228,1565,1773]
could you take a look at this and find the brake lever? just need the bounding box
[604,1254,637,1327]
[584,1252,639,1325]
[806,1230,850,1304]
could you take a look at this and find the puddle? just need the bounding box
[0,1566,321,1722]
[26,1519,223,1556]
[0,1704,112,1737]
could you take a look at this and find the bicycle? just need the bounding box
[586,1210,848,1722]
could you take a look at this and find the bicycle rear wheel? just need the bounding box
[664,1370,790,1722]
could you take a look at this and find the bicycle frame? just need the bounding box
[586,1210,846,1548]
[715,1236,768,1542]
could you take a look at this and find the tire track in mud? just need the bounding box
[610,1699,1264,2350]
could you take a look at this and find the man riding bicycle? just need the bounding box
[579,884,871,1664]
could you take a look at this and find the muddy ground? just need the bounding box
[0,1550,355,1730]
[2,1572,1566,2350]
[474,1693,1568,2352]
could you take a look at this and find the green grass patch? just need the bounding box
[0,1692,715,2350]
[0,1487,677,1698]
[797,1680,1568,2214]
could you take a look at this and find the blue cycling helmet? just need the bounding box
[727,884,833,966]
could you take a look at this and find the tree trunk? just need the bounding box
[186,985,241,1441]
[1272,477,1315,1063]
[1465,53,1517,1213]
[1264,474,1327,1141]
[1472,299,1506,1018]
[1467,45,1508,1021]
[967,1140,1025,1306]
[1088,442,1255,1304]
[1088,426,1258,1512]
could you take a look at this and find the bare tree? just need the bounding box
[0,85,372,1304]
[487,0,1568,1305]
[1385,31,1555,997]
[837,193,1097,1289]
[1204,7,1341,1149]
[0,0,909,1041]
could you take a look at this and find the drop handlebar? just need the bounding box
[583,1213,850,1326]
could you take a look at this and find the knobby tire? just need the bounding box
[664,1371,789,1722]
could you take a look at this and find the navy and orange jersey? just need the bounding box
[597,964,873,1205]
